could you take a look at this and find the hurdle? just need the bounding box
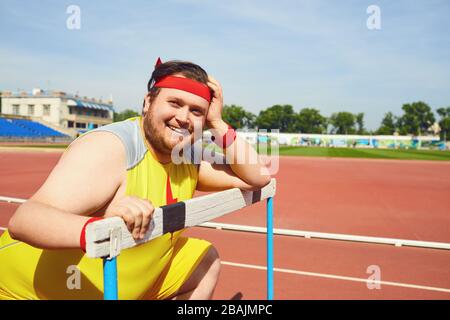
[85,178,276,300]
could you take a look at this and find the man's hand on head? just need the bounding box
[206,76,227,131]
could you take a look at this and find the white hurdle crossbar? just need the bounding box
[85,178,277,300]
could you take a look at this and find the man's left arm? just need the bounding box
[197,76,271,192]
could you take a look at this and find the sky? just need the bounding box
[1,0,449,130]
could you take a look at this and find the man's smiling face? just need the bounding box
[142,75,210,159]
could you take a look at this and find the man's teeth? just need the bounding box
[168,125,188,135]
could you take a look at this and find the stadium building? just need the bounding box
[0,88,114,140]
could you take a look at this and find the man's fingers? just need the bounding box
[133,198,154,239]
[208,81,218,89]
[140,212,152,239]
[117,203,142,239]
[208,75,219,85]
[208,81,221,93]
[119,210,135,233]
[207,76,222,95]
[129,202,143,239]
[105,197,155,240]
[208,82,219,97]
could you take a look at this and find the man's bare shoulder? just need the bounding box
[29,131,127,213]
[58,130,128,184]
[66,131,125,161]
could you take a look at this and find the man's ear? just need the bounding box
[142,92,152,115]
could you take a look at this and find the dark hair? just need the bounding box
[143,60,212,110]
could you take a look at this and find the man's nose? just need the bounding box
[175,106,190,127]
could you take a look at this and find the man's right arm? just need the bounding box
[8,132,126,250]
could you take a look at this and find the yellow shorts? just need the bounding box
[0,230,211,300]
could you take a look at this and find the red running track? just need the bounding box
[1,150,450,299]
[212,156,450,242]
[185,227,450,299]
[2,152,449,242]
[0,151,61,199]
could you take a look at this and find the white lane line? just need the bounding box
[221,261,450,294]
[201,222,450,250]
[0,196,26,204]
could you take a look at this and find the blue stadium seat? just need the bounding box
[0,118,67,137]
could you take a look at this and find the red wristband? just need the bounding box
[212,124,236,149]
[222,125,237,149]
[80,217,104,253]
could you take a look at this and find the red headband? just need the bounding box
[153,57,211,103]
[154,76,211,103]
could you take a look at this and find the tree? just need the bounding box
[222,104,255,129]
[437,107,450,141]
[295,108,327,133]
[355,113,365,134]
[329,112,356,134]
[376,112,397,135]
[397,101,435,135]
[113,109,139,122]
[256,105,297,132]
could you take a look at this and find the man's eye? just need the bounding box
[192,109,203,116]
[169,101,180,107]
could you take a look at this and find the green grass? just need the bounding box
[276,146,450,161]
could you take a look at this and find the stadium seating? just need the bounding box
[0,118,67,137]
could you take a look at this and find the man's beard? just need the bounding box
[142,107,193,157]
[142,109,174,156]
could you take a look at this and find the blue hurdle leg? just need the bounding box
[267,197,274,300]
[103,257,118,300]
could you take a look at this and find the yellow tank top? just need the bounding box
[119,116,198,209]
[0,116,200,300]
